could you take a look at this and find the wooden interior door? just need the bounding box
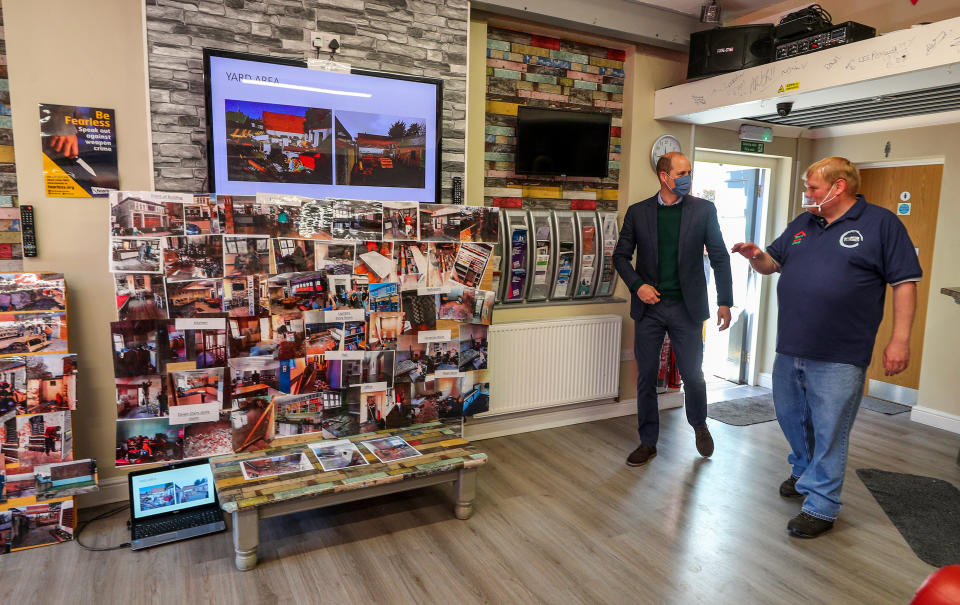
[859,164,942,395]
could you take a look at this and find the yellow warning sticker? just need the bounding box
[784,82,800,91]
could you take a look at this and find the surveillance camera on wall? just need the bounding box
[776,102,794,117]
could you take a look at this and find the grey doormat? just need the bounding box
[860,396,911,415]
[707,396,776,426]
[856,468,960,567]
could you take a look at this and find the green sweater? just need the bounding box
[632,203,683,301]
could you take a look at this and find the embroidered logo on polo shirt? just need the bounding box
[839,230,863,248]
[791,230,807,245]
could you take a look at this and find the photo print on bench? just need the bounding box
[239,451,313,480]
[307,439,369,472]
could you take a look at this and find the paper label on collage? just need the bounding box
[360,381,388,393]
[324,350,364,360]
[169,402,220,425]
[255,192,305,206]
[326,309,365,323]
[418,330,452,343]
[435,370,464,378]
[175,317,227,330]
[417,286,450,295]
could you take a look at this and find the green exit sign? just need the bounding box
[740,141,765,153]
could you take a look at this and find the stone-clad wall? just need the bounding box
[145,0,468,202]
[483,27,624,212]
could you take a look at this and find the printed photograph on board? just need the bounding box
[163,235,224,280]
[271,238,315,274]
[114,273,168,320]
[116,376,165,420]
[110,191,189,237]
[115,418,183,466]
[110,238,163,274]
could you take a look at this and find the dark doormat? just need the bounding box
[856,468,960,567]
[860,396,911,415]
[707,396,776,426]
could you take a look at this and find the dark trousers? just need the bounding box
[633,299,707,446]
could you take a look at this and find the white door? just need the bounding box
[692,150,781,384]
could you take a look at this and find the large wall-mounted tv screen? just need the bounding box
[204,50,442,202]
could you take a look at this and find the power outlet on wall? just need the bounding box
[312,33,340,53]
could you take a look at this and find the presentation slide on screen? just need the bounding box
[131,464,215,518]
[208,56,439,202]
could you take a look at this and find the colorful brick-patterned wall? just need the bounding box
[483,27,624,212]
[0,3,16,196]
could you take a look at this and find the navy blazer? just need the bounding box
[613,193,733,322]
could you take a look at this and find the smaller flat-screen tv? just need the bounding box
[515,107,612,178]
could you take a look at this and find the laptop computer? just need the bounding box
[127,458,226,551]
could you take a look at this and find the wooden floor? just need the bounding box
[7,387,960,604]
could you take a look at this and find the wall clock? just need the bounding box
[650,134,682,171]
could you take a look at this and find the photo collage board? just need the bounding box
[108,191,498,468]
[0,273,89,556]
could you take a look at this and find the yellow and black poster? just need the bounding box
[39,103,118,197]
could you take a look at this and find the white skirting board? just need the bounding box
[757,372,773,389]
[78,476,129,508]
[910,406,960,435]
[464,393,683,442]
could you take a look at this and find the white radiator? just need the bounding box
[485,315,622,416]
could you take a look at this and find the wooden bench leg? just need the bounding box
[233,508,259,571]
[453,468,477,520]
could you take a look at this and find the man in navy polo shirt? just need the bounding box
[733,156,921,539]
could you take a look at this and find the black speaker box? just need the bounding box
[687,24,775,80]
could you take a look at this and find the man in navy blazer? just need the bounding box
[613,152,733,466]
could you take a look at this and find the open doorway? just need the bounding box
[692,151,778,385]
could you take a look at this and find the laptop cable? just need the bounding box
[75,503,132,551]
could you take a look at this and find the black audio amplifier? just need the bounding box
[774,21,876,61]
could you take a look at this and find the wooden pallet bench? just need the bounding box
[210,421,487,570]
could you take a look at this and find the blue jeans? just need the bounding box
[772,353,866,521]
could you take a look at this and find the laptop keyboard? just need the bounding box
[133,508,223,540]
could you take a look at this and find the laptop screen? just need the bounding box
[130,461,217,520]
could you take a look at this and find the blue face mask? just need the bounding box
[670,174,692,197]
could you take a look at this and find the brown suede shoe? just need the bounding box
[694,424,714,457]
[626,444,657,466]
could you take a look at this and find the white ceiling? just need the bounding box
[625,0,787,20]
